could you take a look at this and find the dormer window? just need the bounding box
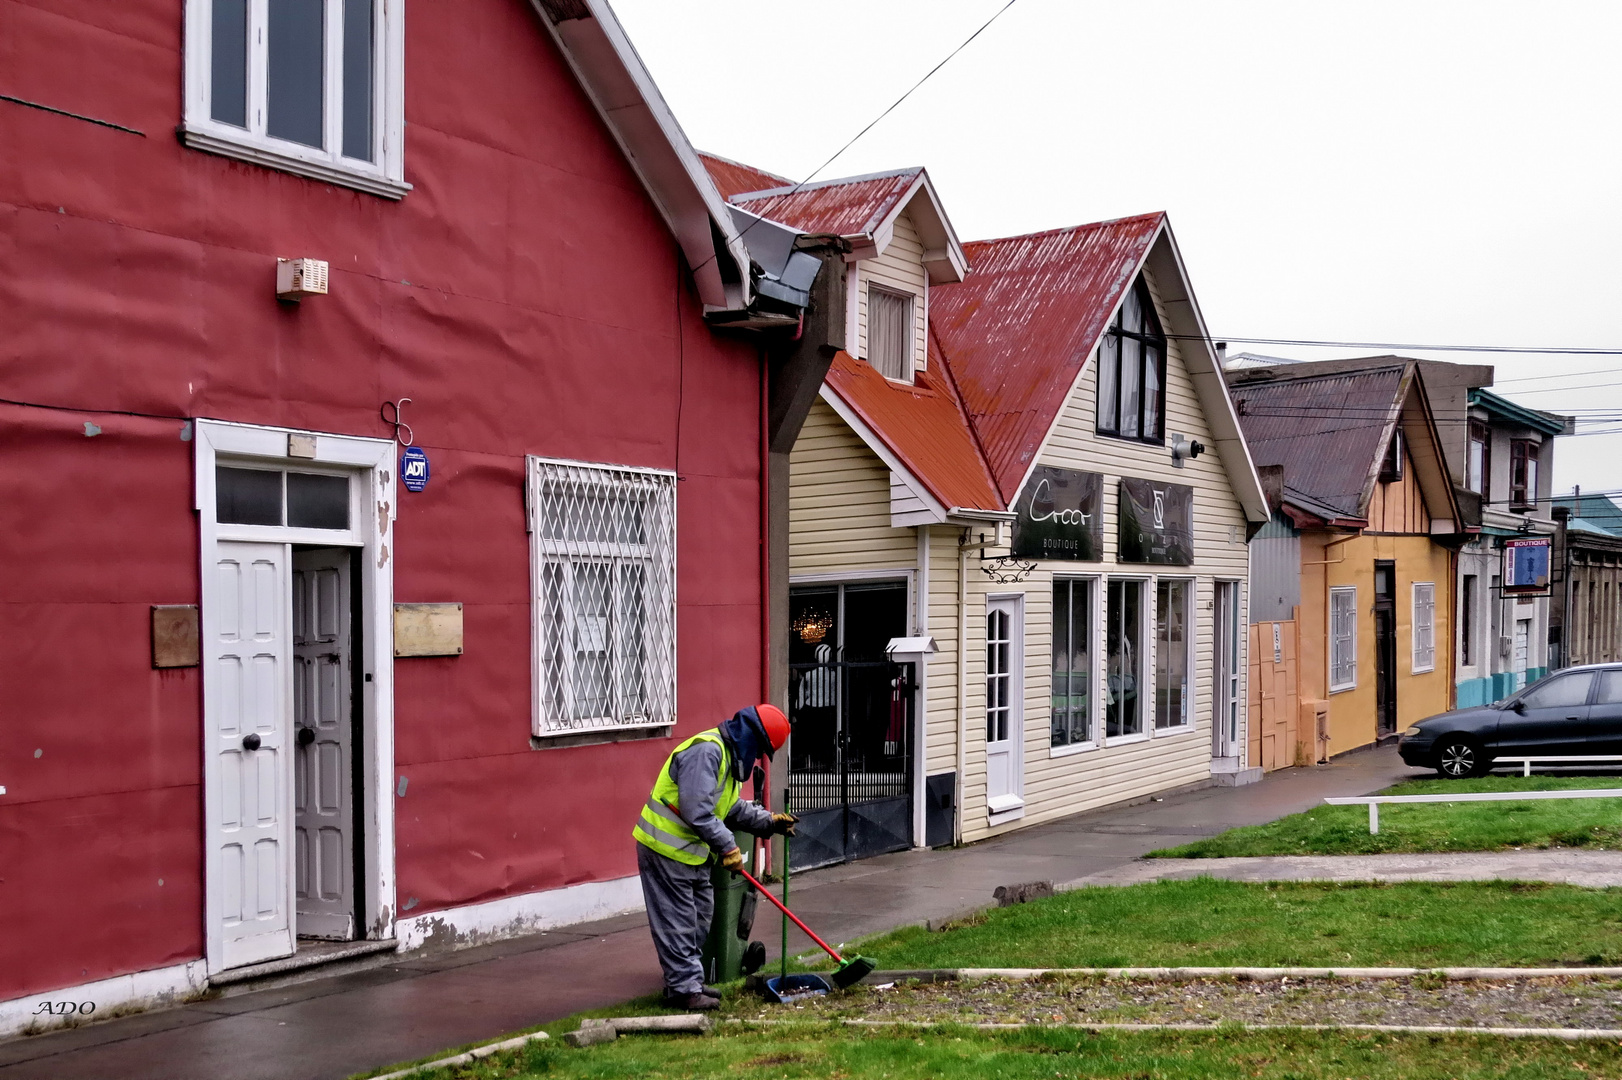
[182,0,408,199]
[868,286,914,381]
[1096,280,1166,443]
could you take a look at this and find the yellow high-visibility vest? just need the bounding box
[633,730,739,865]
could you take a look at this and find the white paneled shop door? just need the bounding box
[293,548,355,940]
[208,541,296,971]
[985,596,1025,817]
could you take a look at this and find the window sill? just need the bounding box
[1049,740,1099,759]
[530,724,673,750]
[1104,731,1151,748]
[1093,430,1166,447]
[1151,723,1197,737]
[180,125,411,200]
[1329,683,1356,695]
[1411,665,1436,675]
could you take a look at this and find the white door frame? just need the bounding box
[196,420,397,974]
[985,592,1025,822]
[1212,579,1242,759]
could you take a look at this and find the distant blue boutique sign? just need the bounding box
[401,446,431,492]
[1504,537,1550,595]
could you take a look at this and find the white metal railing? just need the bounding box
[1324,789,1622,834]
[1494,755,1622,777]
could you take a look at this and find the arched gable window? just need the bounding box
[1095,279,1167,443]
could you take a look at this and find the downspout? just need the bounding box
[955,528,968,846]
[759,348,771,707]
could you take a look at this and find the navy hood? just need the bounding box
[719,706,773,782]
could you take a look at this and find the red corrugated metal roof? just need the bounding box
[697,152,792,200]
[822,346,1003,512]
[732,169,923,238]
[930,215,1164,503]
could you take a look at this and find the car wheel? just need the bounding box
[1435,738,1482,779]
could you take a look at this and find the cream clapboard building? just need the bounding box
[704,155,1269,865]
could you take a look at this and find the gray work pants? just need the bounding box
[637,842,713,995]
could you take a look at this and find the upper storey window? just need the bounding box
[183,0,408,199]
[868,286,915,382]
[1096,280,1166,443]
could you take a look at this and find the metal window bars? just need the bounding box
[528,458,676,735]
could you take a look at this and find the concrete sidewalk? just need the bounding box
[0,746,1415,1080]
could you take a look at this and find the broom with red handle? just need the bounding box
[735,867,876,989]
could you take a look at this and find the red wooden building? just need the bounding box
[0,0,832,1032]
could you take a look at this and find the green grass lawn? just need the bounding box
[836,879,1622,970]
[360,1025,1622,1080]
[1150,776,1622,858]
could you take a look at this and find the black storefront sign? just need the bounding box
[1118,477,1194,565]
[1011,467,1103,562]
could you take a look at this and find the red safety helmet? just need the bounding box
[756,704,791,753]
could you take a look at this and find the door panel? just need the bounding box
[293,548,355,940]
[1212,582,1240,757]
[985,598,1024,814]
[1586,669,1622,754]
[211,541,295,971]
[1493,670,1595,756]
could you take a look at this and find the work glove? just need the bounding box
[719,847,745,873]
[768,813,799,837]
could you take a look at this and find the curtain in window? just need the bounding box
[868,288,912,380]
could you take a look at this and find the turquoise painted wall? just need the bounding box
[1457,668,1548,708]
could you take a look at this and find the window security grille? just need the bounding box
[528,458,676,736]
[1412,583,1436,673]
[1330,586,1357,691]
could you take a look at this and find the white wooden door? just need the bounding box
[1212,582,1241,758]
[293,548,355,940]
[985,598,1024,815]
[209,542,295,970]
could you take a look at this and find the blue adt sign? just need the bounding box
[401,446,431,492]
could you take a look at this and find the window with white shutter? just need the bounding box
[867,287,913,381]
[1330,586,1358,692]
[528,458,677,737]
[1412,582,1436,673]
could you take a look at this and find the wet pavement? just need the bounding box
[0,746,1416,1080]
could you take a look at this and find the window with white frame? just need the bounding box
[528,458,676,736]
[183,0,407,198]
[1051,578,1095,747]
[1329,586,1358,692]
[1412,582,1436,673]
[1105,579,1144,738]
[867,286,914,381]
[1153,579,1192,730]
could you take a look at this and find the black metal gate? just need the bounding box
[786,655,914,870]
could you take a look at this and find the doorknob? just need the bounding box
[297,727,316,748]
[242,733,261,751]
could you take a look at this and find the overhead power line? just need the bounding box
[1203,335,1622,356]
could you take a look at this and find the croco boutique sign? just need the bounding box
[1011,467,1103,561]
[1118,477,1194,565]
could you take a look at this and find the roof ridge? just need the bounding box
[961,211,1166,249]
[1230,361,1411,388]
[730,166,924,203]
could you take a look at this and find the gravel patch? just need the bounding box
[731,974,1622,1030]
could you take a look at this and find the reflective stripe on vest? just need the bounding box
[632,730,740,865]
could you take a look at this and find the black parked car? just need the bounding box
[1398,663,1622,778]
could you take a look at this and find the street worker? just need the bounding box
[633,705,797,1010]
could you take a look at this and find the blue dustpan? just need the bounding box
[764,974,831,1003]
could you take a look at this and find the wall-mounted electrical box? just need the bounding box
[277,258,330,301]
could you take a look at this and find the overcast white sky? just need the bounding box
[612,0,1622,497]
